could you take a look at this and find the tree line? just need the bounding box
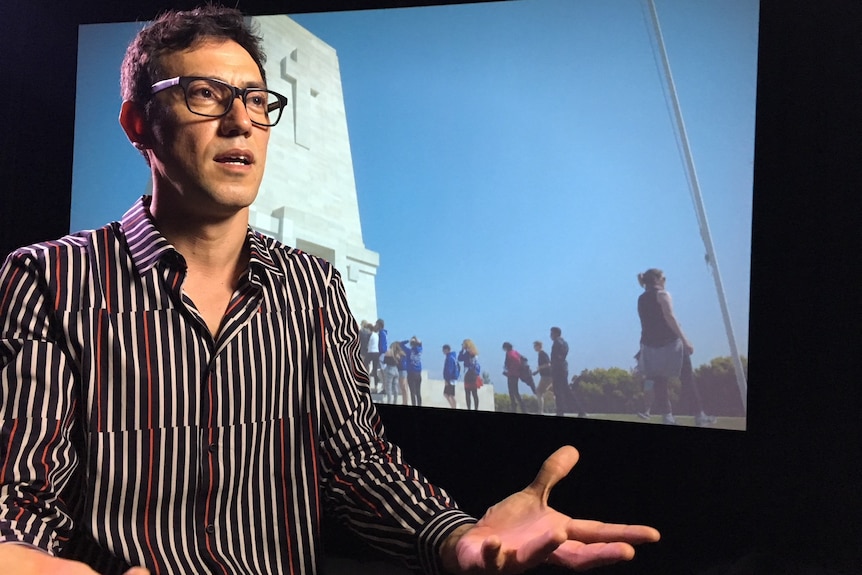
[489,356,747,416]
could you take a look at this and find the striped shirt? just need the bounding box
[0,196,474,574]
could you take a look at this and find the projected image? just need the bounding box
[72,0,757,429]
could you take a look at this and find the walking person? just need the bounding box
[533,340,553,414]
[550,327,587,417]
[502,342,529,414]
[458,339,482,410]
[442,345,459,408]
[636,268,693,425]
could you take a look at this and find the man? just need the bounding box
[501,342,530,414]
[550,327,587,418]
[366,320,380,392]
[375,318,388,357]
[442,344,459,408]
[533,340,553,414]
[359,319,372,367]
[0,7,657,574]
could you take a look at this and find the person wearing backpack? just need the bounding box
[442,345,460,408]
[502,342,530,414]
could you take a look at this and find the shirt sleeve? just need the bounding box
[0,250,79,555]
[314,266,476,573]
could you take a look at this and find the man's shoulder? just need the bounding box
[5,225,116,268]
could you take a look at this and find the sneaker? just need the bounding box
[695,413,717,427]
[637,412,651,420]
[662,414,677,425]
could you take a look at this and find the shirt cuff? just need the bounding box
[417,508,477,575]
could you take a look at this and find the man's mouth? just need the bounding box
[215,150,254,165]
[216,156,251,165]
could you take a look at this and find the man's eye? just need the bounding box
[190,87,216,99]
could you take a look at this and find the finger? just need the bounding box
[565,519,661,545]
[481,535,504,571]
[524,445,579,501]
[514,529,568,567]
[549,540,638,571]
[123,569,151,575]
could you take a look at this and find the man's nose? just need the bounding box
[220,95,253,135]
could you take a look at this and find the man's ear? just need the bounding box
[119,100,154,150]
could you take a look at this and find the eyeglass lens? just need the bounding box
[185,78,283,126]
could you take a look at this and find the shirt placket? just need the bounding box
[195,275,264,571]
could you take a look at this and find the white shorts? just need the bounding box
[639,339,683,379]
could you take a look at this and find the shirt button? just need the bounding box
[208,442,218,453]
[206,524,215,534]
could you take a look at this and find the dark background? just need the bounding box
[2,1,860,573]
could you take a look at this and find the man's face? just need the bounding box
[147,39,270,219]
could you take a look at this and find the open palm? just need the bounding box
[452,446,660,573]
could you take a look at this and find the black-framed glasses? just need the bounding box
[151,76,288,127]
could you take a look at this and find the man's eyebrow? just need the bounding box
[237,79,267,89]
[190,75,267,89]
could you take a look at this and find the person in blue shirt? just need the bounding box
[376,318,388,355]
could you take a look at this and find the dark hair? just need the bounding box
[502,341,512,351]
[120,5,267,109]
[550,326,562,337]
[442,345,451,352]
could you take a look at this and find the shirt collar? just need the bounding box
[246,228,282,275]
[120,195,283,278]
[121,196,177,275]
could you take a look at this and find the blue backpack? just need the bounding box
[449,353,461,379]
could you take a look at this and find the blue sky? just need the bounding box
[72,0,758,397]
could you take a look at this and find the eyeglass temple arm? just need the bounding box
[151,77,181,94]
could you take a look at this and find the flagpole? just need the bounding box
[645,0,748,412]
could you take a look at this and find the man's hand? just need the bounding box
[441,446,660,574]
[0,544,149,575]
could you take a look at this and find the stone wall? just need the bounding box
[251,15,380,324]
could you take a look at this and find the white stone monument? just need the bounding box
[250,15,379,324]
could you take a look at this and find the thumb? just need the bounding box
[123,569,151,575]
[525,445,579,501]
